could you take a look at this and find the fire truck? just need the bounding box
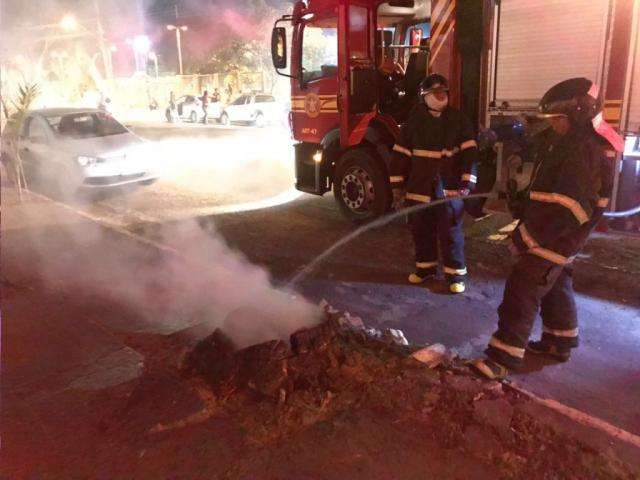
[271,0,640,224]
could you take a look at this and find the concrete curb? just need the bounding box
[506,381,640,472]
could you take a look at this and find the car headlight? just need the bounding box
[77,155,100,166]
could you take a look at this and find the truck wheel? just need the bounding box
[333,148,390,222]
[190,111,197,123]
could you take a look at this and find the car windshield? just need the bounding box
[47,112,128,139]
[231,96,248,106]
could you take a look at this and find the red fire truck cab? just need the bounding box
[271,0,432,221]
[272,0,640,225]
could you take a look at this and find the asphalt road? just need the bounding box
[6,121,640,436]
[64,122,299,227]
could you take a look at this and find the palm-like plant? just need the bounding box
[2,83,39,200]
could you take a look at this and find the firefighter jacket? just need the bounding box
[389,104,479,203]
[511,128,614,266]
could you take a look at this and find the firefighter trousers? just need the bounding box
[486,254,579,369]
[408,198,467,282]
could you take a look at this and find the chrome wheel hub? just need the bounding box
[340,167,375,212]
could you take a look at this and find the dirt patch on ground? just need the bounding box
[81,307,635,479]
[5,307,637,479]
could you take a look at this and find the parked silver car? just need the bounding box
[1,108,158,194]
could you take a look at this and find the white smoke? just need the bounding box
[11,200,321,348]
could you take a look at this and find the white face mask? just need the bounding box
[425,93,448,112]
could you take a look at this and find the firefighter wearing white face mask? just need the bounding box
[389,74,479,294]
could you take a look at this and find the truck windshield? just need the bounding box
[301,18,338,84]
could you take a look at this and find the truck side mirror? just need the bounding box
[271,27,287,70]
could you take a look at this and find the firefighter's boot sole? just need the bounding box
[469,358,509,381]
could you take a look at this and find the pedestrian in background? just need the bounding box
[200,90,210,124]
[166,91,177,123]
[472,78,621,380]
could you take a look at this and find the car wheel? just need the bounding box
[254,113,265,128]
[333,148,390,223]
[190,110,198,123]
[220,112,230,126]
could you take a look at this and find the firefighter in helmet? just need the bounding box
[390,74,479,294]
[472,78,620,380]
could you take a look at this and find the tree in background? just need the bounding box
[1,83,39,200]
[146,0,284,88]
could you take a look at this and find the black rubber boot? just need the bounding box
[526,340,571,362]
[408,267,437,284]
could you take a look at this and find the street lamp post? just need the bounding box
[166,24,188,75]
[149,52,159,79]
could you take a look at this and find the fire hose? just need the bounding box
[603,204,640,218]
[288,191,638,288]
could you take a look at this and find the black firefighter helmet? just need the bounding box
[537,77,601,127]
[419,73,449,96]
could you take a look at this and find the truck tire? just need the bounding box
[333,148,390,222]
[190,110,198,123]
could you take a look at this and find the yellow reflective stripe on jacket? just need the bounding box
[489,336,525,359]
[518,224,539,249]
[389,176,404,184]
[412,148,462,159]
[413,149,442,159]
[416,261,438,269]
[529,191,589,225]
[461,173,477,183]
[393,144,412,157]
[406,193,431,203]
[518,224,574,266]
[529,248,574,266]
[543,326,579,338]
[460,139,478,150]
[597,197,610,208]
[444,266,467,276]
[442,147,460,157]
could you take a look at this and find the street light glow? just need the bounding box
[59,14,78,32]
[132,35,151,54]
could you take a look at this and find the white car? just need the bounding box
[1,108,158,195]
[174,95,222,123]
[219,94,283,127]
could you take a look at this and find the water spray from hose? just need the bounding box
[287,192,496,288]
